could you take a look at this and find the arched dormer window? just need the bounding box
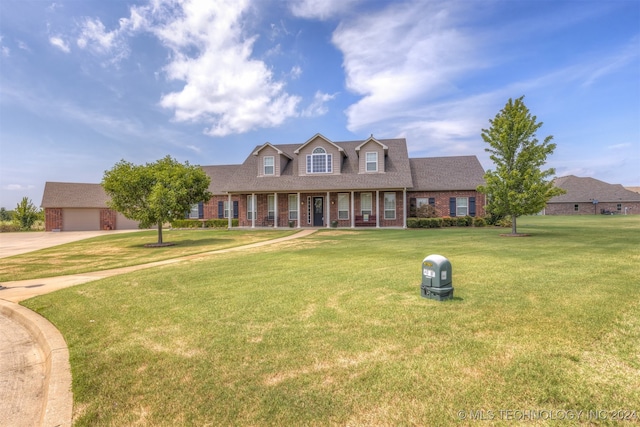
[306,147,332,173]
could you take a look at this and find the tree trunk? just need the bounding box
[157,223,163,244]
[511,215,517,235]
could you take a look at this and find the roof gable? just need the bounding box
[294,133,345,156]
[355,136,388,155]
[252,142,293,159]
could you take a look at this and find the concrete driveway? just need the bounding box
[0,230,142,258]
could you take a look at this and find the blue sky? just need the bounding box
[1,0,639,209]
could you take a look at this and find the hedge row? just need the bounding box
[170,219,239,228]
[407,216,487,228]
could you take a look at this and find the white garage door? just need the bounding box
[116,213,140,230]
[62,208,100,231]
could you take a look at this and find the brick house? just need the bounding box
[545,175,640,215]
[42,134,486,231]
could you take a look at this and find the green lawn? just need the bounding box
[23,216,640,426]
[0,229,296,281]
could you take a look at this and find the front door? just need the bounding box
[313,197,324,226]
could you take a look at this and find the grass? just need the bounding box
[0,229,297,281]
[22,216,640,426]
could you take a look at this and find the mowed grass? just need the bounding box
[0,229,296,281]
[23,216,640,426]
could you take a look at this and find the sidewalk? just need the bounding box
[0,229,316,426]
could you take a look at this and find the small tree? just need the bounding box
[102,156,212,245]
[14,197,40,230]
[477,96,565,235]
[0,207,11,221]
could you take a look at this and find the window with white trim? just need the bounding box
[267,195,275,220]
[306,147,332,173]
[574,204,579,212]
[456,197,468,216]
[189,204,199,219]
[366,152,378,172]
[416,198,428,208]
[288,194,298,220]
[264,156,274,175]
[223,201,230,218]
[247,196,256,220]
[361,193,372,215]
[338,193,349,220]
[384,192,396,219]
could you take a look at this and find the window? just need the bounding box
[416,198,428,208]
[384,192,396,219]
[456,197,468,216]
[366,152,378,172]
[267,195,275,220]
[264,156,274,175]
[288,194,298,220]
[361,193,372,215]
[307,196,312,224]
[338,193,349,220]
[574,204,579,212]
[224,201,230,218]
[617,203,622,211]
[247,195,256,220]
[189,203,199,219]
[306,147,332,173]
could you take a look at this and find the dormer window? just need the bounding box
[366,152,378,172]
[306,147,332,174]
[264,156,274,175]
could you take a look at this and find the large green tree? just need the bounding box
[102,156,212,245]
[477,96,565,235]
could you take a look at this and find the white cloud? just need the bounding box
[290,65,302,79]
[17,41,30,52]
[2,184,35,191]
[302,91,337,117]
[49,36,70,53]
[136,0,300,136]
[76,17,133,65]
[290,0,361,20]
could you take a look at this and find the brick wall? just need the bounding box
[45,208,63,231]
[546,202,640,215]
[407,190,486,218]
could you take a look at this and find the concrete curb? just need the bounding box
[0,300,73,427]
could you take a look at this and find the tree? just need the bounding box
[0,207,12,221]
[102,156,212,245]
[14,197,40,230]
[477,96,565,235]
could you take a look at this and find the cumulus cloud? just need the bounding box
[135,0,300,136]
[49,36,70,52]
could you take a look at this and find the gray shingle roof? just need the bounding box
[200,165,241,195]
[223,138,415,193]
[409,156,485,191]
[41,182,109,208]
[549,175,640,203]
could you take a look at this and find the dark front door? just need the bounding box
[313,197,324,226]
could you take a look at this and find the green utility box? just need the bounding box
[421,254,454,301]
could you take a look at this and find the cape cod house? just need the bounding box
[42,134,486,231]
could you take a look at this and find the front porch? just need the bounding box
[226,190,407,229]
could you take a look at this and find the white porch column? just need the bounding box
[403,188,407,229]
[350,191,355,228]
[376,190,380,228]
[274,192,278,228]
[251,193,256,228]
[227,193,232,229]
[297,192,301,228]
[326,191,330,228]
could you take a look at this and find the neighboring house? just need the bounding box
[42,134,486,231]
[545,175,640,215]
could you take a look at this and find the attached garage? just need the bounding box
[116,213,140,230]
[62,208,101,231]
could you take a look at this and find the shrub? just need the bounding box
[497,217,513,228]
[415,204,438,218]
[170,219,238,229]
[473,217,487,227]
[0,221,21,232]
[456,216,472,227]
